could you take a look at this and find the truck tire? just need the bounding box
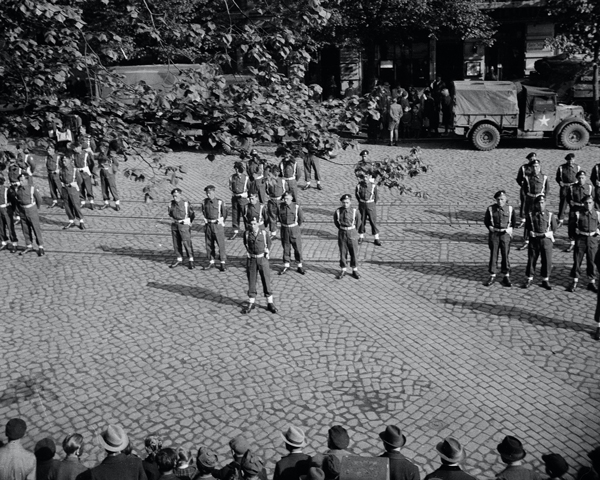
[559,123,589,150]
[471,124,500,151]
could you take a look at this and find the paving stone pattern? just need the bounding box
[1,138,599,479]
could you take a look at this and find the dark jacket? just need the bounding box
[273,453,310,480]
[143,456,160,480]
[380,451,420,480]
[84,453,148,480]
[424,464,476,480]
[49,456,88,480]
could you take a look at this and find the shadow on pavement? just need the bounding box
[403,229,485,244]
[98,245,248,264]
[424,209,483,223]
[302,206,334,217]
[441,297,590,333]
[146,281,243,307]
[38,214,68,227]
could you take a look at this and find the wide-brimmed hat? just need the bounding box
[197,446,218,469]
[281,426,306,448]
[229,436,250,456]
[379,425,406,448]
[98,424,129,452]
[436,437,464,463]
[542,453,569,477]
[241,451,264,476]
[328,426,350,450]
[300,467,325,480]
[497,436,526,461]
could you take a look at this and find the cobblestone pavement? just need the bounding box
[1,137,599,479]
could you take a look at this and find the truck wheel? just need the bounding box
[559,123,590,150]
[471,124,500,151]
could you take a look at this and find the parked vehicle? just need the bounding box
[453,81,591,151]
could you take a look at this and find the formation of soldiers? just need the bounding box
[485,151,600,339]
[167,149,382,314]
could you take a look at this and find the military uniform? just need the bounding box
[515,153,536,218]
[590,163,600,209]
[0,180,18,251]
[521,173,549,218]
[8,181,45,255]
[265,177,286,236]
[355,177,380,245]
[201,190,228,270]
[229,169,249,237]
[46,150,61,207]
[523,206,557,289]
[247,157,267,204]
[73,150,95,208]
[242,224,277,314]
[279,158,299,202]
[302,151,322,190]
[484,201,517,285]
[334,196,362,279]
[58,154,85,229]
[243,201,266,231]
[97,152,120,210]
[555,158,580,220]
[563,178,593,250]
[277,198,305,274]
[168,193,195,269]
[568,207,600,292]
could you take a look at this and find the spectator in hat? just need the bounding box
[213,435,263,480]
[273,426,310,480]
[0,418,36,480]
[424,437,475,480]
[496,436,541,480]
[541,453,568,480]
[577,447,600,480]
[142,434,163,480]
[155,448,179,480]
[484,190,517,287]
[51,433,87,480]
[322,456,341,480]
[300,467,326,480]
[35,438,61,480]
[173,447,197,480]
[378,425,420,480]
[324,426,351,462]
[240,451,267,480]
[195,447,218,480]
[86,424,147,480]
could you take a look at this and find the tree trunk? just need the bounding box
[363,40,378,94]
[593,42,599,132]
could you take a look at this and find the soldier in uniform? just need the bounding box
[560,170,592,252]
[168,188,195,269]
[45,144,62,208]
[518,158,549,250]
[567,195,599,293]
[522,195,557,290]
[16,146,36,185]
[247,150,267,204]
[590,160,600,210]
[72,143,96,209]
[58,151,86,230]
[334,194,362,280]
[96,144,121,211]
[265,166,286,239]
[243,192,266,231]
[8,173,45,256]
[483,190,518,287]
[556,152,580,225]
[277,190,305,275]
[279,155,299,202]
[229,161,249,240]
[0,176,18,252]
[302,147,323,191]
[359,150,370,163]
[515,152,537,244]
[242,216,278,314]
[355,169,381,246]
[201,185,228,271]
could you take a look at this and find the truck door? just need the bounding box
[530,95,556,132]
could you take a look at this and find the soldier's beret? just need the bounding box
[493,190,506,199]
[534,195,546,203]
[283,190,293,197]
[234,161,245,172]
[526,152,537,160]
[565,153,575,160]
[171,188,182,195]
[576,170,586,177]
[530,158,540,165]
[340,194,351,201]
[250,149,258,156]
[360,150,369,156]
[204,185,216,192]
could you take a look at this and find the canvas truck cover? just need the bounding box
[454,81,519,116]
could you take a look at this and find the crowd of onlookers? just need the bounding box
[0,418,598,480]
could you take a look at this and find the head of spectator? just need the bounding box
[5,418,27,443]
[156,447,178,474]
[144,434,163,459]
[229,435,251,462]
[310,454,325,469]
[240,451,264,479]
[327,426,349,451]
[196,446,218,477]
[63,433,84,458]
[98,424,129,455]
[379,425,406,452]
[588,447,600,472]
[323,455,341,480]
[176,447,194,470]
[436,437,464,465]
[282,426,306,453]
[122,441,133,456]
[300,467,326,480]
[542,453,569,479]
[497,436,526,465]
[34,438,56,461]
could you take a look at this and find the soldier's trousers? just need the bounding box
[280,225,303,264]
[338,229,359,268]
[570,235,598,279]
[358,201,378,235]
[526,237,553,278]
[100,170,119,201]
[47,172,61,201]
[303,154,321,182]
[76,170,94,201]
[231,196,248,230]
[19,206,43,247]
[249,179,267,204]
[62,185,84,221]
[0,207,18,244]
[488,232,511,275]
[247,256,272,298]
[266,198,281,233]
[205,223,226,261]
[171,222,194,260]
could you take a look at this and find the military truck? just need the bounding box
[453,81,591,151]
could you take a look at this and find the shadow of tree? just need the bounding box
[0,374,59,408]
[403,228,485,244]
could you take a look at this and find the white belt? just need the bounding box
[22,203,35,209]
[233,192,246,197]
[571,202,583,207]
[269,196,282,201]
[284,177,295,181]
[206,219,219,223]
[249,253,265,258]
[282,223,298,227]
[576,230,597,237]
[530,232,552,238]
[492,228,508,233]
[340,226,355,230]
[0,204,7,208]
[526,192,543,197]
[360,199,375,203]
[253,175,264,180]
